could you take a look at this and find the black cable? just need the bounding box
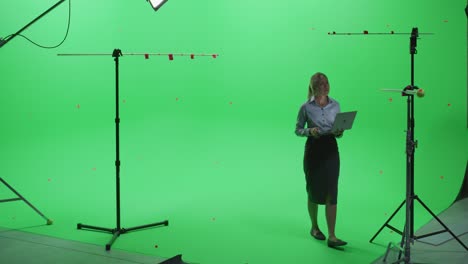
[17,0,71,49]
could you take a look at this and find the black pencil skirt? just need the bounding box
[303,135,340,205]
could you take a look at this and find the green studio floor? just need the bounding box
[0,127,467,264]
[1,196,467,264]
[1,143,467,264]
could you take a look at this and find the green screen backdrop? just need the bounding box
[0,0,467,263]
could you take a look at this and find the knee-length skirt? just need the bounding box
[303,135,340,205]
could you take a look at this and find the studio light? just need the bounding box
[148,0,168,11]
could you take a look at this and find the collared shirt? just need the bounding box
[295,96,341,137]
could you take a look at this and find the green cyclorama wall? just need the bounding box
[0,0,466,262]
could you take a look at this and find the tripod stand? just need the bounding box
[76,49,168,251]
[370,28,468,263]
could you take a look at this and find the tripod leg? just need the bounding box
[415,197,468,251]
[124,220,169,232]
[370,199,406,243]
[77,223,114,233]
[397,223,406,261]
[384,242,397,262]
[0,177,52,225]
[106,229,122,251]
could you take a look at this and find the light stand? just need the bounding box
[370,28,468,263]
[76,49,168,251]
[0,0,66,225]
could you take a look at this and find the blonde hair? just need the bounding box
[308,72,328,100]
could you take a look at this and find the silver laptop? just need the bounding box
[331,111,357,133]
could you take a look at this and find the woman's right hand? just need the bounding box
[310,127,320,138]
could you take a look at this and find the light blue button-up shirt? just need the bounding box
[295,96,341,137]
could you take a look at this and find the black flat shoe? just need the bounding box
[327,238,347,247]
[310,229,326,240]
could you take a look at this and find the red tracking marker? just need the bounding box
[76,104,80,109]
[389,98,393,102]
[212,54,217,59]
[363,30,369,34]
[176,97,179,101]
[190,54,194,59]
[448,103,451,107]
[168,54,174,60]
[145,54,149,59]
[440,176,444,180]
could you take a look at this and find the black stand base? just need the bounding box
[77,220,169,251]
[0,177,53,225]
[370,195,468,251]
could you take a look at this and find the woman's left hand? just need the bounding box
[334,129,344,138]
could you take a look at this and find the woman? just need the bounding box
[295,72,347,247]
